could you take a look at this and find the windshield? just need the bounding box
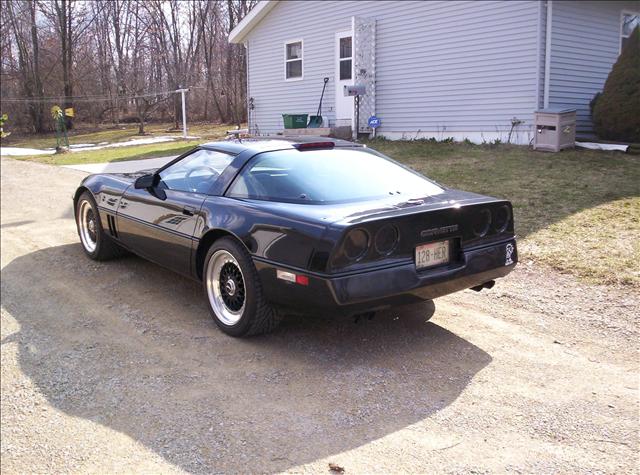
[227,148,444,204]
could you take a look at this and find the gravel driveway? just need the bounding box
[1,157,638,474]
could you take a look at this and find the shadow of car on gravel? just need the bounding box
[1,243,492,473]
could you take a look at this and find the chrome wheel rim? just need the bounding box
[78,200,97,253]
[206,250,246,325]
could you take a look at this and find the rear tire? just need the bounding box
[203,237,282,337]
[75,191,124,261]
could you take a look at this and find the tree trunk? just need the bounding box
[54,0,74,129]
[136,106,144,135]
[29,1,45,132]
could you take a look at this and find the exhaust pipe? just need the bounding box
[471,280,495,292]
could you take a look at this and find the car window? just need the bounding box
[159,149,234,193]
[227,148,444,204]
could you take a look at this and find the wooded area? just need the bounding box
[0,0,255,133]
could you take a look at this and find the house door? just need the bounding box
[335,31,353,127]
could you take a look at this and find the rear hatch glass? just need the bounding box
[227,148,444,204]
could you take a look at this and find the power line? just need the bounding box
[0,89,181,104]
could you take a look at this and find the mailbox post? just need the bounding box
[344,84,366,141]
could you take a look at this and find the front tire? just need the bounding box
[75,191,123,260]
[203,237,282,337]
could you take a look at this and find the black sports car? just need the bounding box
[74,137,517,336]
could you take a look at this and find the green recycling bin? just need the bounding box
[282,114,308,129]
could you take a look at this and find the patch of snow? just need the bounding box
[0,147,55,157]
[71,135,177,151]
[69,143,96,148]
[576,142,629,152]
[111,136,177,146]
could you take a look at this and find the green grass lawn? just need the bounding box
[1,123,233,165]
[365,139,640,287]
[4,127,639,287]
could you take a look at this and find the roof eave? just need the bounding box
[229,0,278,44]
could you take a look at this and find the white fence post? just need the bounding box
[175,88,189,138]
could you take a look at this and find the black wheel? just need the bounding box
[203,237,282,337]
[75,191,124,261]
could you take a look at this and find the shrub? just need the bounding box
[592,27,640,142]
[589,92,601,117]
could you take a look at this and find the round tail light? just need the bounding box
[374,224,399,255]
[472,208,492,237]
[493,205,511,233]
[343,228,369,261]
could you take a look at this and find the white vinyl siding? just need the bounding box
[547,1,638,135]
[246,0,541,140]
[244,0,634,141]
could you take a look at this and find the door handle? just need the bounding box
[182,206,196,216]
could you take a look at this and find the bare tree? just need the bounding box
[129,2,168,134]
[142,0,204,129]
[198,0,225,121]
[5,0,45,132]
[91,0,116,123]
[225,0,255,124]
[49,0,75,128]
[1,0,258,133]
[104,0,135,122]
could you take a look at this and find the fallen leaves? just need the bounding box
[329,462,345,473]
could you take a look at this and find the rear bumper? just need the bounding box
[255,238,517,316]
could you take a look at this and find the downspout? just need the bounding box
[351,16,357,140]
[543,0,553,108]
[245,41,251,133]
[535,0,543,109]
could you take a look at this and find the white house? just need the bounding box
[230,0,638,144]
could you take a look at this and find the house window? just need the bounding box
[339,36,352,80]
[285,40,303,80]
[621,12,639,51]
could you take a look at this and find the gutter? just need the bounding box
[543,0,553,108]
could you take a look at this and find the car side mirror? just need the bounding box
[134,173,157,189]
[134,173,166,200]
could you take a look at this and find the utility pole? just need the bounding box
[175,87,190,138]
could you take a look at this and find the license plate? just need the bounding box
[415,240,450,269]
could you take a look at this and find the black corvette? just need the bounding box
[74,137,517,336]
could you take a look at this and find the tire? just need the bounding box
[75,191,124,261]
[203,237,282,337]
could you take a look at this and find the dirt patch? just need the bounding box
[1,158,638,473]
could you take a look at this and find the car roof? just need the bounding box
[201,135,362,155]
